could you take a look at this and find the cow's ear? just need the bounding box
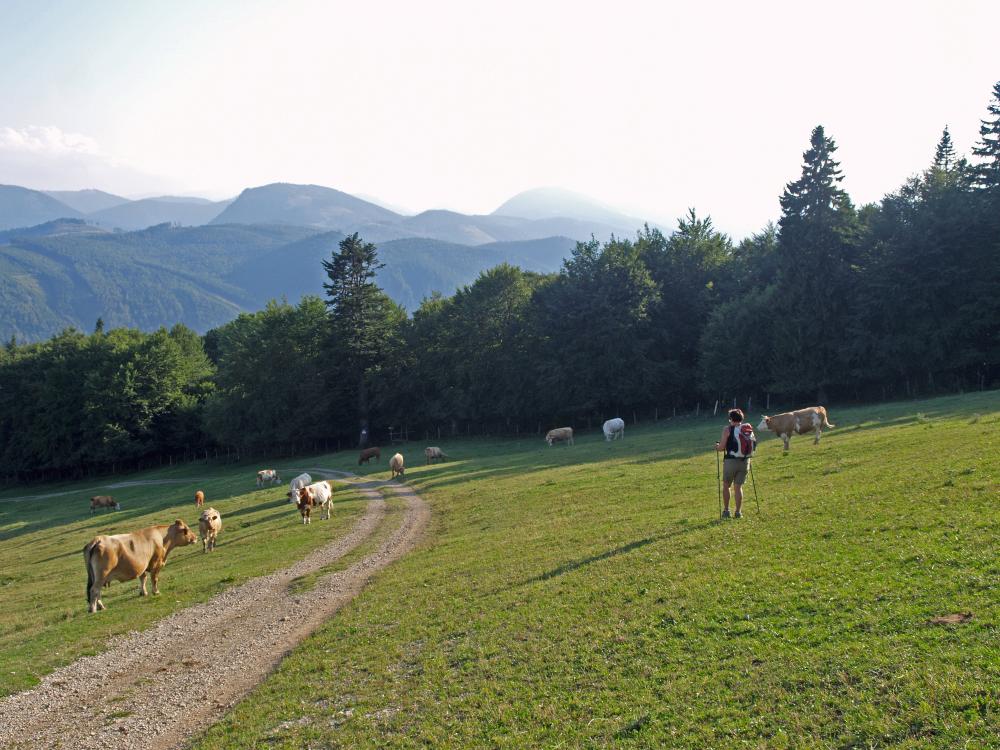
[174,518,184,526]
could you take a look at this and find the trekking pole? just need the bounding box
[748,461,763,517]
[716,449,722,520]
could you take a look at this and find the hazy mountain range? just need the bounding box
[0,182,656,341]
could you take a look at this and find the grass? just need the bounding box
[0,460,369,696]
[188,392,1000,749]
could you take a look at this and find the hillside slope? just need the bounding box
[0,185,82,230]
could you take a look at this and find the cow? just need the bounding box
[424,446,448,464]
[198,508,222,552]
[256,469,280,488]
[83,519,197,613]
[286,472,312,503]
[296,480,333,524]
[389,453,405,479]
[90,495,120,513]
[545,427,574,446]
[757,406,835,450]
[602,418,625,442]
[358,447,381,465]
[194,490,205,508]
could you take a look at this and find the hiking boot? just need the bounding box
[734,511,743,519]
[721,509,731,519]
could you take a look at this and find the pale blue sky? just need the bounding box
[1,0,997,238]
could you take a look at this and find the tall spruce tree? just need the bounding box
[322,233,401,434]
[972,81,1000,189]
[933,126,957,172]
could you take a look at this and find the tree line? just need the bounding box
[1,82,998,481]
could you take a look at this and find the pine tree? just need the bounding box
[972,81,1000,189]
[933,126,956,172]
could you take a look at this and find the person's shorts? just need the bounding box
[723,458,749,485]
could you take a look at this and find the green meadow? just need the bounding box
[2,392,998,747]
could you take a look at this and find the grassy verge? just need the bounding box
[0,460,368,696]
[192,392,999,748]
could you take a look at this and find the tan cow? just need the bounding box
[358,447,381,465]
[83,519,197,613]
[424,446,448,464]
[198,508,222,552]
[194,490,205,508]
[545,427,574,446]
[296,481,333,524]
[89,495,120,513]
[757,406,835,450]
[389,453,405,479]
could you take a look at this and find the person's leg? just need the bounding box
[722,480,731,514]
[734,483,743,515]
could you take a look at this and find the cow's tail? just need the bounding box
[83,540,98,603]
[821,408,835,429]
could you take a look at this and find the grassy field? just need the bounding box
[0,461,372,696]
[186,392,998,749]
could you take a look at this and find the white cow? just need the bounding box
[296,480,333,524]
[602,417,625,441]
[287,472,312,503]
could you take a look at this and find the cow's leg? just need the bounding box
[138,572,148,597]
[88,577,103,613]
[150,566,162,595]
[781,433,790,451]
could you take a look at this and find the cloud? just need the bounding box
[0,125,177,195]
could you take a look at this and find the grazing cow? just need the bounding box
[286,472,312,503]
[90,495,120,513]
[256,469,280,488]
[389,453,405,479]
[198,508,222,552]
[83,519,197,613]
[757,406,835,450]
[358,447,381,465]
[602,418,625,442]
[296,481,333,524]
[194,490,205,508]
[545,427,574,446]
[424,446,448,464]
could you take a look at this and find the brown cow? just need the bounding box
[198,508,222,552]
[389,453,405,479]
[545,427,574,446]
[757,406,835,450]
[194,490,205,508]
[83,519,197,613]
[89,495,120,513]
[358,446,381,465]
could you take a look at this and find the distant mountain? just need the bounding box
[0,185,82,230]
[0,218,109,245]
[43,189,130,214]
[211,183,400,229]
[0,222,575,341]
[86,198,232,230]
[493,187,646,230]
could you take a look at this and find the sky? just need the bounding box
[0,0,997,238]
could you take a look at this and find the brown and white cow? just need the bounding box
[83,519,197,613]
[296,481,333,524]
[256,469,280,488]
[198,508,222,552]
[545,427,574,446]
[424,446,448,464]
[194,490,205,508]
[757,406,835,450]
[389,453,405,479]
[358,446,381,465]
[89,495,120,513]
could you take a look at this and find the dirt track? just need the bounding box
[0,469,429,750]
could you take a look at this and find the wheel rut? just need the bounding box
[0,470,430,750]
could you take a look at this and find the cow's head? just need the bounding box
[757,416,771,432]
[169,519,197,547]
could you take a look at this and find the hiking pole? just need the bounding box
[748,461,763,517]
[716,449,722,520]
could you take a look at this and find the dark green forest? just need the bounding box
[2,83,998,482]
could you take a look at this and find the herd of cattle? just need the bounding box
[80,406,833,613]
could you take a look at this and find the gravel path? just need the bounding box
[0,469,429,750]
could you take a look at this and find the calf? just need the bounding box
[256,469,280,488]
[194,490,205,508]
[389,453,405,479]
[287,472,312,503]
[198,508,222,552]
[545,427,574,446]
[602,418,625,441]
[296,481,333,524]
[83,519,197,612]
[90,495,120,513]
[424,446,448,464]
[358,447,381,465]
[757,406,835,450]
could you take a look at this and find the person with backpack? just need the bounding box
[715,408,756,518]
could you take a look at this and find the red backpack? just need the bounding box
[726,423,757,458]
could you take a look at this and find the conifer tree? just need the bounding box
[933,126,957,172]
[972,81,1000,189]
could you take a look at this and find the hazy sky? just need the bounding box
[1,0,997,237]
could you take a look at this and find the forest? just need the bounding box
[1,82,998,482]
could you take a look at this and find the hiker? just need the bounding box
[715,408,756,519]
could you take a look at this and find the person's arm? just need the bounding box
[716,426,729,452]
